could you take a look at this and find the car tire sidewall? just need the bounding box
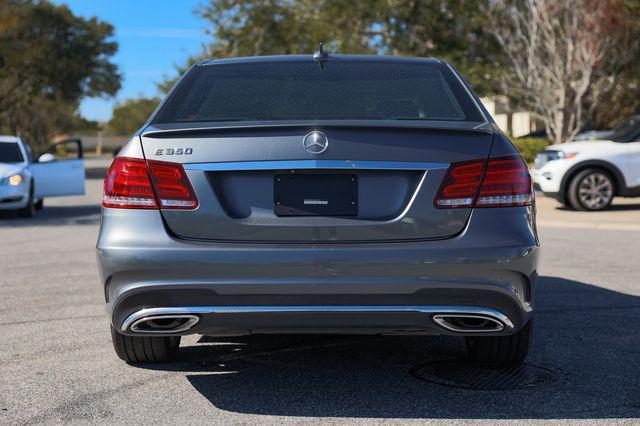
[567,168,614,211]
[17,185,36,218]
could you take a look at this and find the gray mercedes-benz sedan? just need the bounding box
[97,52,538,366]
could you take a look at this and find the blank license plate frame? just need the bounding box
[274,174,358,216]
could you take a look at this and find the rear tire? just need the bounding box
[465,318,533,366]
[567,168,614,211]
[17,187,36,218]
[110,325,181,363]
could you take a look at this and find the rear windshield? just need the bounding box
[154,59,485,124]
[0,142,24,163]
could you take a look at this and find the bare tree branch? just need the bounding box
[487,0,622,144]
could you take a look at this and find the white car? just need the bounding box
[532,120,640,210]
[0,136,86,217]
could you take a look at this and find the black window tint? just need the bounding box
[155,60,484,124]
[0,142,24,163]
[611,116,640,142]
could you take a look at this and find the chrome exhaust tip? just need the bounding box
[129,314,200,334]
[432,313,506,333]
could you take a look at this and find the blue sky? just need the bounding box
[52,0,210,122]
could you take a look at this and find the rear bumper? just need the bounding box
[121,305,515,337]
[96,206,539,337]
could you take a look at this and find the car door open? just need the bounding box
[31,139,85,198]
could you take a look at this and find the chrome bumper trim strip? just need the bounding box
[121,305,514,334]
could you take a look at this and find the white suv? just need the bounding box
[532,117,640,210]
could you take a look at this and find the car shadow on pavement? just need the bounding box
[138,276,640,419]
[0,205,100,227]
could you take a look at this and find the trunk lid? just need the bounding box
[140,124,493,242]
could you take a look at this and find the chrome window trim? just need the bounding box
[183,159,449,172]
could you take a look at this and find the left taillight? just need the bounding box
[103,157,198,210]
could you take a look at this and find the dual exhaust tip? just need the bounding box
[431,314,505,333]
[126,311,507,335]
[130,314,200,334]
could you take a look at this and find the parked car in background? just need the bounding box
[573,129,614,142]
[574,115,640,142]
[0,136,86,217]
[98,53,539,367]
[533,116,640,210]
[522,115,638,143]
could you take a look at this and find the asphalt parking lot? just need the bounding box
[1,158,639,425]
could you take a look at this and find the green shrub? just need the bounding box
[512,137,550,164]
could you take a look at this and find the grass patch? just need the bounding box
[512,137,550,164]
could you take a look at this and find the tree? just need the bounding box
[487,0,639,144]
[584,0,640,129]
[107,97,160,135]
[199,0,379,56]
[0,0,121,148]
[157,56,202,95]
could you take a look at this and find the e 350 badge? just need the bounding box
[154,148,193,156]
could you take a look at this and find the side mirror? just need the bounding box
[38,153,56,163]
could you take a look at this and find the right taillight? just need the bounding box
[476,155,533,207]
[103,157,198,210]
[435,154,533,208]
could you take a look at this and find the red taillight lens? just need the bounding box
[434,159,485,208]
[147,160,198,209]
[476,156,533,207]
[103,157,198,210]
[435,154,533,208]
[103,158,157,209]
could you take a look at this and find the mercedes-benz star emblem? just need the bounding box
[303,131,329,154]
